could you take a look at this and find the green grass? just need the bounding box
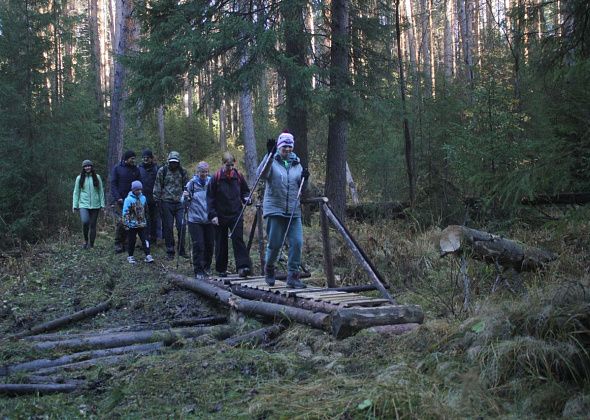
[1,213,589,418]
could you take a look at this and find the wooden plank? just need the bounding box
[228,278,266,285]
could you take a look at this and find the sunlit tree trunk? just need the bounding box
[444,0,455,80]
[183,74,193,119]
[325,0,349,220]
[219,97,227,151]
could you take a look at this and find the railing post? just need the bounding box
[256,204,265,275]
[319,199,336,288]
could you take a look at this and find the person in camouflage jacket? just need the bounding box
[153,151,189,259]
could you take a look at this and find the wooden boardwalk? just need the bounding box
[213,275,392,308]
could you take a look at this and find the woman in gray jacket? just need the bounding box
[258,132,308,289]
[182,162,214,279]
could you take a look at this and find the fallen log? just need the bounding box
[11,300,112,339]
[230,285,342,314]
[0,383,80,395]
[33,325,235,351]
[0,343,163,376]
[169,274,331,331]
[346,201,407,222]
[169,316,227,327]
[439,225,557,272]
[224,324,286,347]
[331,306,424,339]
[32,355,128,375]
[364,323,420,335]
[521,192,590,205]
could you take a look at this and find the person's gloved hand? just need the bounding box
[243,197,252,206]
[266,138,276,155]
[211,217,219,226]
[302,168,310,180]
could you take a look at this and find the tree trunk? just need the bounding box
[89,0,104,117]
[107,0,133,176]
[0,383,79,395]
[12,300,111,339]
[345,162,359,204]
[169,275,332,330]
[219,97,227,151]
[0,343,162,376]
[183,74,193,119]
[332,306,424,338]
[395,0,416,205]
[224,324,286,347]
[33,326,235,351]
[325,0,350,221]
[439,225,557,271]
[281,0,311,174]
[157,105,165,154]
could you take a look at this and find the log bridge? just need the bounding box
[171,197,424,338]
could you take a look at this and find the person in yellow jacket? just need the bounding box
[72,160,105,249]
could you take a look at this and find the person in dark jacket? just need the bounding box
[139,149,160,244]
[207,152,252,277]
[110,150,141,253]
[182,161,214,279]
[153,151,189,259]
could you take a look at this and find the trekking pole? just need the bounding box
[228,150,274,239]
[176,203,189,270]
[277,177,305,263]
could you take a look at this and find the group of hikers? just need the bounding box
[71,131,309,289]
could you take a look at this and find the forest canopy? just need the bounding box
[0,0,589,245]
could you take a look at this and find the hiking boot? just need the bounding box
[127,256,137,265]
[82,243,89,250]
[238,267,251,278]
[286,272,306,289]
[264,265,275,286]
[145,254,154,263]
[217,272,228,278]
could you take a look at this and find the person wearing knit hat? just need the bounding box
[72,159,105,249]
[257,131,310,289]
[182,161,214,279]
[110,150,141,253]
[154,151,189,259]
[207,152,252,278]
[139,148,160,244]
[276,132,295,149]
[122,177,154,264]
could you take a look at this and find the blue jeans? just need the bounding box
[264,216,302,274]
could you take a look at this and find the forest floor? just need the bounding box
[1,208,589,418]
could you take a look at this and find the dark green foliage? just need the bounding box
[0,0,104,247]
